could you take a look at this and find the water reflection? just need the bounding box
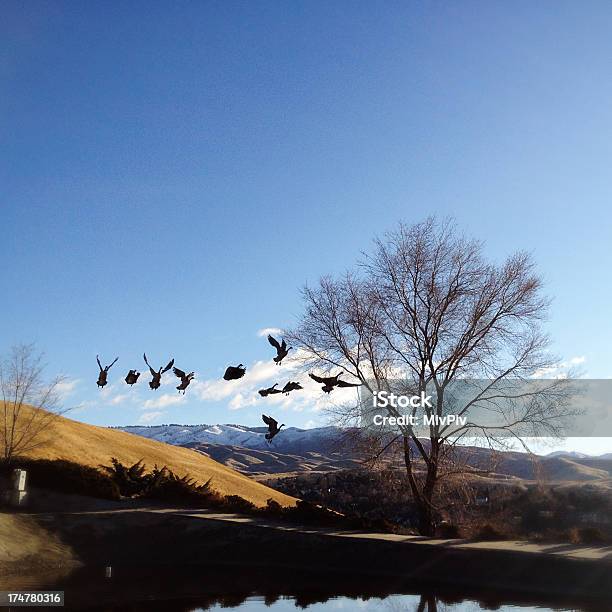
[4,565,606,612]
[199,593,557,611]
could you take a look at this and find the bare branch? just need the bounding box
[0,343,67,463]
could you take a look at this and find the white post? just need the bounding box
[10,469,28,507]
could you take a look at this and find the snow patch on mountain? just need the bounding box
[115,423,343,452]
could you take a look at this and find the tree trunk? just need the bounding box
[402,434,438,536]
[417,594,438,612]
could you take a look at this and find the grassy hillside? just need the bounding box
[14,407,296,507]
[187,442,364,479]
[184,440,612,487]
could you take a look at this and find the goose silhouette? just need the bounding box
[124,369,140,386]
[267,335,292,365]
[259,383,282,397]
[143,353,174,390]
[173,367,195,394]
[281,381,303,395]
[96,355,118,388]
[262,414,284,442]
[309,372,362,394]
[223,364,246,381]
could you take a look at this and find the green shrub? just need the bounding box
[263,498,283,514]
[100,458,220,504]
[146,467,218,504]
[99,458,148,496]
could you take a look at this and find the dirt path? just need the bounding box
[39,505,612,562]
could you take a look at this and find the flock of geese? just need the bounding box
[95,334,362,442]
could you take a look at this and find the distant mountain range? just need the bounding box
[117,424,346,453]
[115,424,612,485]
[546,451,591,459]
[117,423,611,457]
[116,423,358,478]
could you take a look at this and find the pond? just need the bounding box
[200,594,570,611]
[6,564,608,612]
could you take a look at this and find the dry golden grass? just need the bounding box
[14,406,296,507]
[0,513,77,571]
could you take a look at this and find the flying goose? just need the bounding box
[96,355,118,388]
[124,369,140,386]
[267,335,292,365]
[281,381,303,395]
[258,383,282,397]
[309,372,362,394]
[262,414,285,443]
[143,353,175,390]
[173,367,195,394]
[223,364,246,381]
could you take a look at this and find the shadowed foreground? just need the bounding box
[2,506,611,610]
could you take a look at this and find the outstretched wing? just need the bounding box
[262,414,277,428]
[162,358,175,374]
[96,355,103,371]
[173,367,185,379]
[143,353,156,376]
[336,380,362,388]
[309,373,326,384]
[108,357,119,370]
[267,335,281,351]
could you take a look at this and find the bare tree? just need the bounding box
[0,343,67,463]
[288,218,575,535]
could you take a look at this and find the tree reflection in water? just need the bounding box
[19,565,606,612]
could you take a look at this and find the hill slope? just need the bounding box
[18,408,296,507]
[187,443,363,478]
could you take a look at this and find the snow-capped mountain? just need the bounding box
[546,451,592,459]
[114,424,612,481]
[115,423,344,453]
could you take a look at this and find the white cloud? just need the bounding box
[531,356,587,379]
[192,358,283,403]
[99,381,121,399]
[96,383,143,407]
[143,393,185,409]
[138,411,165,424]
[228,393,257,410]
[257,327,283,337]
[192,348,362,415]
[531,365,560,378]
[56,379,79,399]
[110,393,130,405]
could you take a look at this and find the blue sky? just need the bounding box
[1,2,611,452]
